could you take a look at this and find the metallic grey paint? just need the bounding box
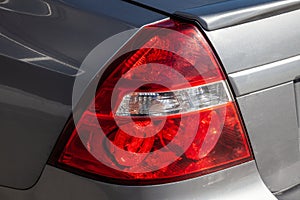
[201,7,300,192]
[132,0,300,30]
[205,9,300,73]
[237,82,300,192]
[229,55,300,96]
[176,0,300,30]
[0,0,164,189]
[0,162,277,200]
[1,0,300,198]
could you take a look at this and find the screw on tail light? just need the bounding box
[50,19,253,185]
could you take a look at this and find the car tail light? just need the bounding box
[50,19,253,185]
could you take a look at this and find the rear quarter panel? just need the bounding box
[205,8,300,192]
[0,0,164,189]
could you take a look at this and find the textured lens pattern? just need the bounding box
[116,81,231,116]
[55,19,253,185]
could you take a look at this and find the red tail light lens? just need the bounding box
[51,19,252,184]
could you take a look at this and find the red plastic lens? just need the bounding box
[53,19,252,184]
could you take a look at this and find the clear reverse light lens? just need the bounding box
[116,81,231,116]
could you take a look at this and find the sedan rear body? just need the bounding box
[0,0,300,199]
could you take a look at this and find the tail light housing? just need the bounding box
[50,19,253,185]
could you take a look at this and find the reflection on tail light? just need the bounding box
[50,19,252,185]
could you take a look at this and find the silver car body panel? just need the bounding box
[0,162,277,200]
[277,183,300,199]
[205,8,300,74]
[237,82,300,192]
[203,6,300,193]
[229,55,300,96]
[132,0,300,31]
[1,0,299,198]
[176,0,300,30]
[0,0,158,189]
